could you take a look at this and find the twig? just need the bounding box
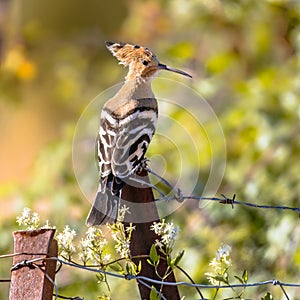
[176,265,205,299]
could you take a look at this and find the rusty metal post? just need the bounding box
[9,229,58,300]
[123,170,180,300]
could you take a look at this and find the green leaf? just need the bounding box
[223,271,229,283]
[125,261,138,275]
[109,262,123,273]
[261,292,273,300]
[174,250,184,266]
[150,287,160,300]
[167,256,172,266]
[242,270,248,283]
[137,260,142,273]
[150,244,159,264]
[234,275,244,284]
[125,263,130,274]
[96,273,104,282]
[147,258,154,266]
[211,275,228,284]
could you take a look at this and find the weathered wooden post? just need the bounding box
[123,170,180,300]
[9,229,58,300]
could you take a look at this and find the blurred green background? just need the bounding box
[0,0,300,299]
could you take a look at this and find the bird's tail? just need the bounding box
[86,191,120,226]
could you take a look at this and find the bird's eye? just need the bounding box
[142,60,149,66]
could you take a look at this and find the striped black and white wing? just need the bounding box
[86,98,158,226]
[97,111,116,191]
[111,106,158,179]
[86,110,122,226]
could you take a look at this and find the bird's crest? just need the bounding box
[105,41,192,81]
[105,41,155,67]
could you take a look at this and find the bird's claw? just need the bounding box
[137,158,150,173]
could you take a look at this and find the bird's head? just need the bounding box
[105,41,192,82]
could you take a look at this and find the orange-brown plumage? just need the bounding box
[105,41,192,82]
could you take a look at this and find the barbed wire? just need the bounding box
[2,254,299,300]
[145,166,300,216]
[1,166,299,299]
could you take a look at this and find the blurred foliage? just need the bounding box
[0,0,300,299]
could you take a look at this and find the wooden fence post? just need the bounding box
[123,170,180,300]
[9,229,58,300]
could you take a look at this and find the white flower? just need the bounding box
[217,244,231,259]
[78,227,110,264]
[209,258,221,273]
[205,244,233,285]
[154,239,164,249]
[86,227,98,240]
[102,254,111,264]
[118,205,130,222]
[109,217,135,259]
[57,225,77,259]
[78,238,93,264]
[41,220,55,229]
[150,219,179,251]
[205,272,219,285]
[151,221,163,234]
[16,207,40,229]
[216,244,232,267]
[115,239,130,258]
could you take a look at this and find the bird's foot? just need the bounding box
[136,158,150,174]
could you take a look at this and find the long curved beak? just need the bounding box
[158,63,192,78]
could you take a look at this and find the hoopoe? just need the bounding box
[86,41,192,226]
